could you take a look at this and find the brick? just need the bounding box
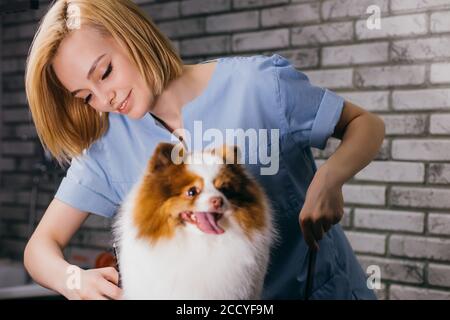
[391,0,450,12]
[1,223,29,239]
[354,161,424,183]
[391,186,450,209]
[430,114,450,134]
[344,231,386,254]
[206,11,259,33]
[337,91,389,111]
[232,29,289,52]
[358,256,424,284]
[0,206,28,221]
[2,142,35,156]
[158,18,205,38]
[356,14,427,40]
[354,208,425,233]
[322,0,389,20]
[15,124,38,139]
[380,114,427,135]
[322,42,389,66]
[2,92,28,107]
[304,68,353,89]
[3,74,26,91]
[0,239,26,261]
[431,11,450,33]
[430,63,450,83]
[140,2,179,21]
[275,49,319,68]
[181,35,230,56]
[181,0,230,16]
[0,158,16,172]
[2,22,37,41]
[393,89,450,111]
[389,235,450,261]
[428,163,450,184]
[2,41,31,58]
[342,184,386,205]
[2,109,32,123]
[390,285,450,299]
[428,263,450,288]
[392,37,450,61]
[313,139,389,160]
[261,3,320,27]
[2,173,34,187]
[339,207,352,228]
[291,22,353,46]
[2,6,47,24]
[392,140,450,161]
[355,65,426,87]
[428,213,450,235]
[83,215,111,229]
[233,0,289,9]
[2,57,26,74]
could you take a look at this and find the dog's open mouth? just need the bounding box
[179,211,225,235]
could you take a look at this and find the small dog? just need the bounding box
[113,142,277,299]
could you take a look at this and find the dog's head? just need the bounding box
[132,142,268,244]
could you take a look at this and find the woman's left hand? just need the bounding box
[298,165,344,251]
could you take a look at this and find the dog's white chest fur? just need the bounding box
[113,182,274,300]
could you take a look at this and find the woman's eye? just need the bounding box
[84,94,92,104]
[187,186,198,197]
[101,63,113,80]
[83,63,113,104]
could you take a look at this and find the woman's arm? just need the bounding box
[23,198,122,299]
[320,100,386,186]
[299,100,385,250]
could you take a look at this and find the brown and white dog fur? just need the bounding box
[113,142,277,299]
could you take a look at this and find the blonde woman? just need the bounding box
[24,0,385,300]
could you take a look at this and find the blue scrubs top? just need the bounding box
[54,53,377,300]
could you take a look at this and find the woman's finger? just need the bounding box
[99,278,123,300]
[92,292,109,300]
[311,219,324,242]
[98,267,119,286]
[301,218,319,250]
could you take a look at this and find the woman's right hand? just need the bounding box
[62,266,123,300]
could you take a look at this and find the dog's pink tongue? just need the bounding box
[195,212,224,235]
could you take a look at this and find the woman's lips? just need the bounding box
[118,90,132,114]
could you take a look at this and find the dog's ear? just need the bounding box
[149,142,185,172]
[210,144,241,164]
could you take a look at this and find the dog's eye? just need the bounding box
[187,186,198,197]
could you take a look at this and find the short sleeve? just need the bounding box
[54,142,120,218]
[271,54,345,150]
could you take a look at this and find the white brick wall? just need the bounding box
[354,209,425,233]
[322,42,389,66]
[356,14,427,40]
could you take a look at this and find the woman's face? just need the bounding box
[52,25,156,119]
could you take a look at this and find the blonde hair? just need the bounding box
[25,0,184,167]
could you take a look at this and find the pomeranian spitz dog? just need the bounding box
[113,142,277,299]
